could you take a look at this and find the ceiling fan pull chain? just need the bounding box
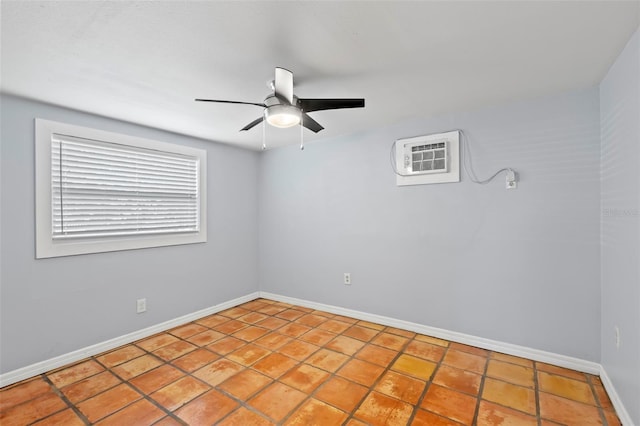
[262,112,267,150]
[300,118,304,151]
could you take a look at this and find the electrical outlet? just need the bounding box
[137,298,147,314]
[344,273,351,285]
[615,325,620,349]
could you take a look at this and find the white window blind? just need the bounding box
[51,135,200,239]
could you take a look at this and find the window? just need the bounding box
[35,119,207,258]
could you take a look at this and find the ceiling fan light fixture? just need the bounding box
[265,104,301,128]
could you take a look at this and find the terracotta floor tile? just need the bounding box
[293,305,314,313]
[258,304,288,316]
[256,316,288,330]
[536,362,587,382]
[538,371,595,404]
[280,364,330,393]
[168,323,207,339]
[238,312,269,324]
[129,364,184,394]
[405,340,446,362]
[219,369,272,400]
[195,314,230,328]
[227,343,271,366]
[296,313,329,327]
[248,382,307,422]
[482,377,536,414]
[275,309,306,321]
[603,409,622,426]
[252,352,299,378]
[96,345,145,368]
[539,392,603,426]
[136,333,180,351]
[0,378,52,411]
[193,358,244,386]
[375,370,426,404]
[153,416,184,426]
[171,347,219,372]
[346,419,369,426]
[254,332,293,350]
[306,348,349,372]
[355,344,398,367]
[337,358,385,387]
[279,340,320,361]
[311,309,334,318]
[284,398,348,425]
[233,325,270,342]
[32,408,85,426]
[415,334,450,347]
[218,406,274,425]
[186,329,226,346]
[343,325,380,341]
[47,360,105,388]
[326,335,366,355]
[490,352,534,368]
[391,354,437,380]
[112,354,163,380]
[95,398,165,426]
[590,376,614,409]
[384,327,416,338]
[150,376,210,411]
[411,409,461,426]
[486,360,534,388]
[432,364,482,396]
[77,383,141,423]
[174,389,238,424]
[332,314,359,324]
[279,322,312,337]
[315,376,368,412]
[152,340,197,361]
[421,384,477,425]
[242,299,270,310]
[354,391,414,425]
[61,370,121,403]
[215,319,249,334]
[219,306,251,319]
[371,332,410,351]
[450,342,490,357]
[0,392,67,426]
[477,400,538,426]
[357,320,386,330]
[318,319,352,333]
[442,350,487,375]
[207,336,246,355]
[299,328,336,346]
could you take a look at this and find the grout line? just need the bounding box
[533,361,543,426]
[40,373,92,426]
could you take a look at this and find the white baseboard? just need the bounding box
[0,292,259,388]
[599,366,634,426]
[260,291,601,375]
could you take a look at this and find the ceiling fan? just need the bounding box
[195,67,365,133]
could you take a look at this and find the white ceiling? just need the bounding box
[1,1,638,150]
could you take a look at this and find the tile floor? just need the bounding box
[0,298,620,425]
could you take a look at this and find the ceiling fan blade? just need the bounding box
[195,99,266,108]
[301,113,324,133]
[240,116,265,131]
[274,67,294,105]
[298,98,365,113]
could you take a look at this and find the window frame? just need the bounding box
[35,119,207,258]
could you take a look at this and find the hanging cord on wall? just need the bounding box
[389,129,516,184]
[459,130,514,184]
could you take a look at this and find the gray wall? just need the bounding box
[600,29,640,424]
[259,88,602,362]
[0,95,259,373]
